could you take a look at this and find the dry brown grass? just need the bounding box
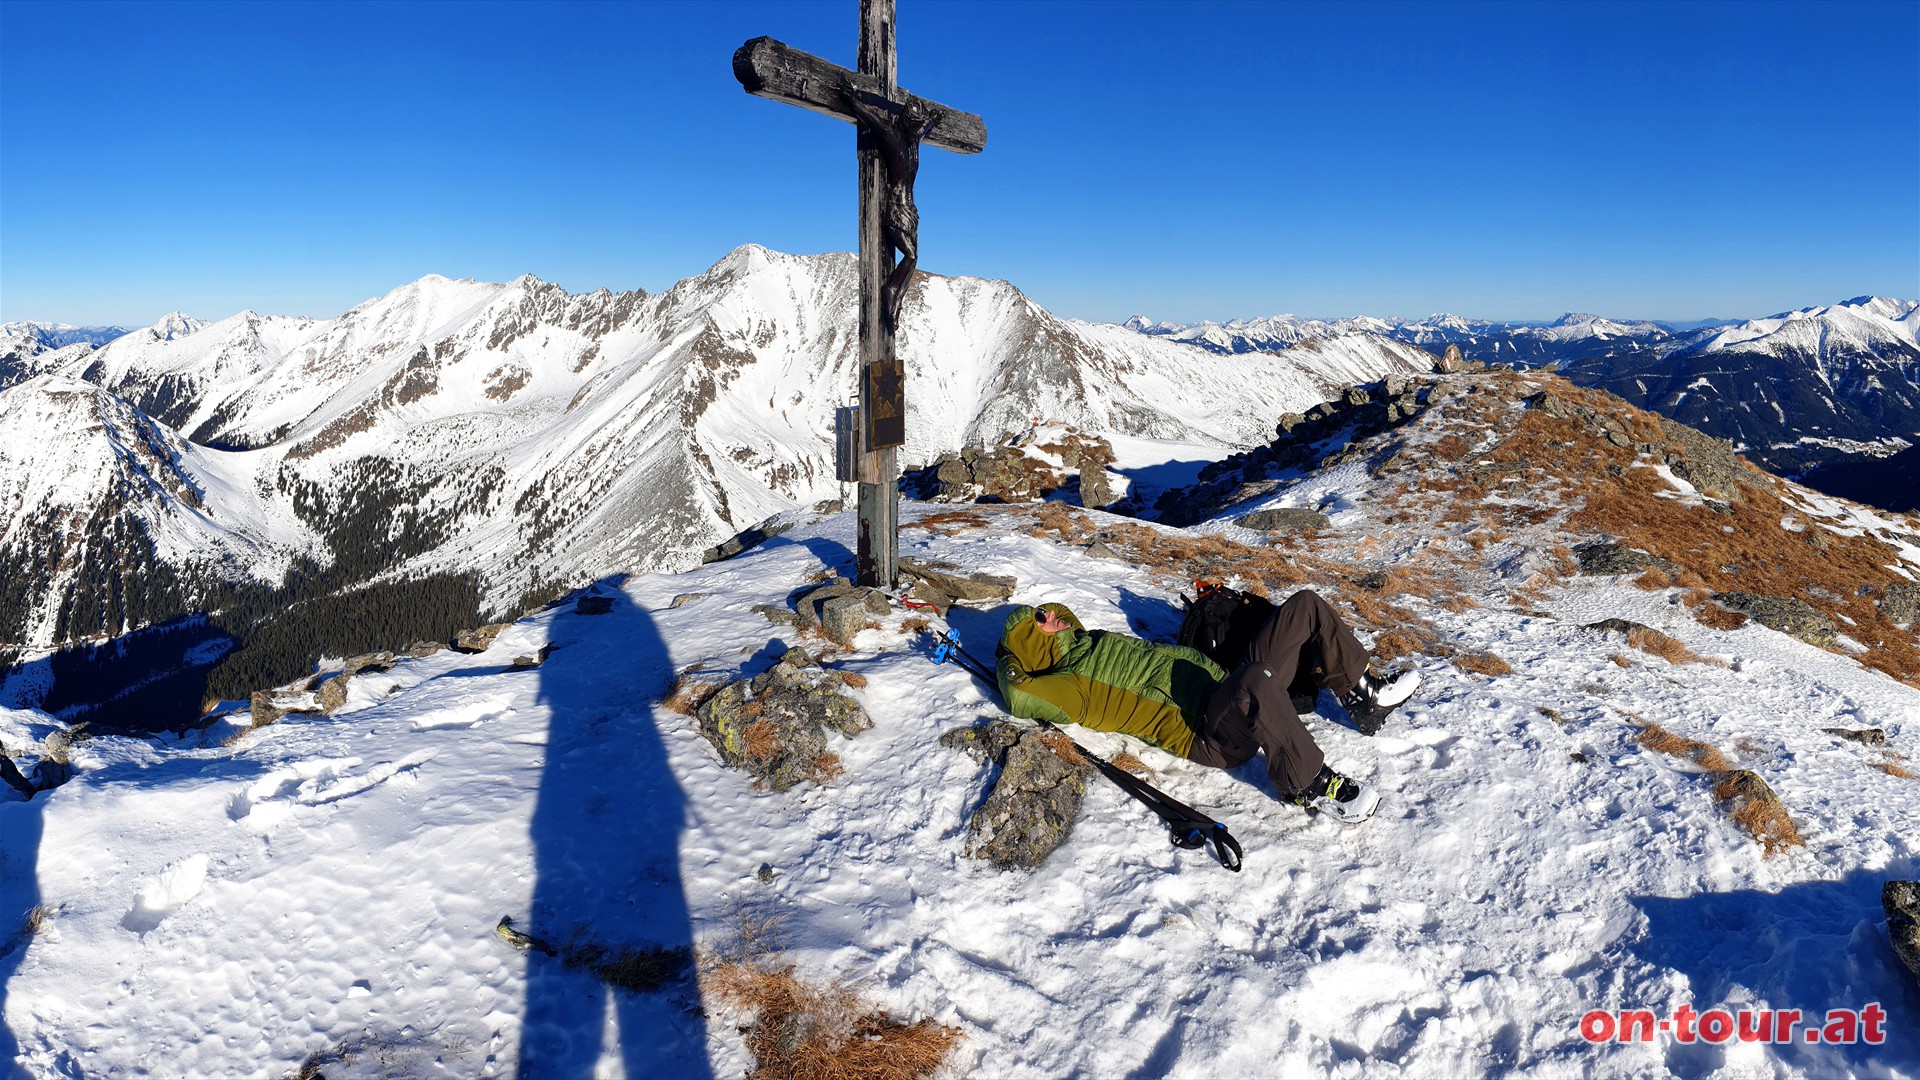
[1369,373,1920,685]
[1453,651,1513,677]
[811,752,845,784]
[1685,591,1751,631]
[1029,501,1091,539]
[1541,381,1920,684]
[702,916,962,1080]
[1712,773,1806,856]
[1546,544,1579,578]
[838,671,869,689]
[661,667,727,716]
[1037,730,1085,766]
[1633,567,1676,591]
[1608,653,1633,668]
[1339,589,1424,636]
[743,720,779,762]
[902,509,991,535]
[1440,594,1480,613]
[1626,626,1726,667]
[1371,628,1436,663]
[1110,751,1152,778]
[1635,722,1732,772]
[1877,759,1918,780]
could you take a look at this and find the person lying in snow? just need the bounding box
[994,589,1419,822]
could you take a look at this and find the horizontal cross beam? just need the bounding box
[733,36,988,155]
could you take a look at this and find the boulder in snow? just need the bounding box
[454,623,512,652]
[1709,592,1837,648]
[1877,582,1920,626]
[898,558,1015,603]
[1885,881,1920,989]
[1572,541,1677,577]
[1236,508,1330,532]
[249,690,318,728]
[695,646,870,791]
[1822,727,1887,746]
[945,720,1091,871]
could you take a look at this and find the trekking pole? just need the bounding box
[928,632,1244,871]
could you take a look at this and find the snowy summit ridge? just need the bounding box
[1,365,1916,1076]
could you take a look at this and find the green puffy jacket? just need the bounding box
[995,602,1225,758]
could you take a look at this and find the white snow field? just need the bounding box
[2,488,1916,1078]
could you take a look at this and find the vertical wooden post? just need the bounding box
[855,0,899,589]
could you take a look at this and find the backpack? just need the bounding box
[1176,581,1275,671]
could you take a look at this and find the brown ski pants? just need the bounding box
[1187,589,1372,797]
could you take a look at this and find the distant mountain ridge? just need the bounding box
[1121,297,1920,479]
[1123,308,1682,364]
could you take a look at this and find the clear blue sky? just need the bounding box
[3,0,1916,327]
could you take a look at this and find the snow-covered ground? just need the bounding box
[2,485,1916,1078]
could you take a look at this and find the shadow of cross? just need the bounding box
[733,0,986,588]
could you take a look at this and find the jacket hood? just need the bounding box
[999,603,1084,674]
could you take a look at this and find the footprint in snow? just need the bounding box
[228,751,436,825]
[410,696,512,732]
[121,854,210,934]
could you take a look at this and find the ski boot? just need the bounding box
[1339,668,1421,736]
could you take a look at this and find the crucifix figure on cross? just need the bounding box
[733,0,987,588]
[840,90,943,331]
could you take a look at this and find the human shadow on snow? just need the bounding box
[1625,866,1920,1076]
[0,780,41,1065]
[518,582,711,1078]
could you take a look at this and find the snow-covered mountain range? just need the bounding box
[0,321,138,357]
[1124,297,1920,477]
[0,247,1434,684]
[1576,296,1920,474]
[1124,309,1677,363]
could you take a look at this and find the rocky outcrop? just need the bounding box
[1878,582,1920,626]
[942,720,1091,870]
[903,429,1120,509]
[250,689,320,728]
[701,515,797,565]
[1886,881,1920,990]
[791,578,891,645]
[1235,508,1330,532]
[1709,592,1838,647]
[1656,417,1767,501]
[1155,375,1433,526]
[1583,618,1657,636]
[453,623,511,653]
[695,646,871,791]
[905,445,1062,504]
[1572,541,1679,577]
[1823,727,1887,746]
[897,559,1016,607]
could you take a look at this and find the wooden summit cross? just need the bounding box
[734,0,987,588]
